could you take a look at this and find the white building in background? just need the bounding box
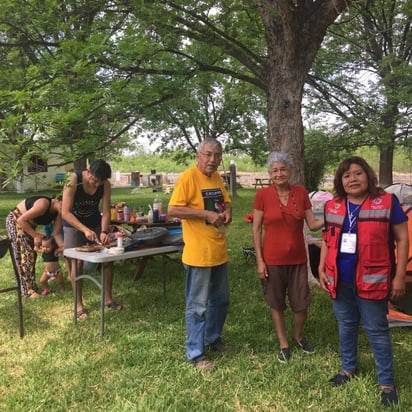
[0,153,74,193]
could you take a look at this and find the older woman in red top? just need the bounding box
[252,151,324,363]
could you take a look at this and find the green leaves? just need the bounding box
[306,0,411,184]
[4,0,406,188]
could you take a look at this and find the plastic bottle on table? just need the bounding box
[117,232,123,247]
[110,205,117,220]
[153,195,163,215]
[147,206,153,223]
[123,205,130,222]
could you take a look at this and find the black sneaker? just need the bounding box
[295,338,315,354]
[381,388,399,407]
[278,347,291,363]
[329,372,352,387]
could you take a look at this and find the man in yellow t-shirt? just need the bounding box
[168,138,232,372]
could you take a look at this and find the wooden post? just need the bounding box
[229,161,237,197]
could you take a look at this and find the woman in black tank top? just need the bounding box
[62,159,122,319]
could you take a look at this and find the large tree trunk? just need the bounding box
[379,146,394,187]
[266,71,306,183]
[257,0,352,184]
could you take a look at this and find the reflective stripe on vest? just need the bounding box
[362,274,389,284]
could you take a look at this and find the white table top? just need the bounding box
[64,245,182,263]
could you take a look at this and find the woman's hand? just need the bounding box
[256,260,268,280]
[391,276,406,300]
[318,270,331,294]
[100,231,111,246]
[55,246,64,257]
[318,241,331,294]
[33,233,44,250]
[84,228,99,244]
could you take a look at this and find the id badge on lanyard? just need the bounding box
[340,233,357,254]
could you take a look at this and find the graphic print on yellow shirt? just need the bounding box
[202,188,225,225]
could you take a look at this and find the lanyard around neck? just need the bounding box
[346,199,361,232]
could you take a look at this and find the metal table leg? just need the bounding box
[100,264,105,337]
[73,259,78,326]
[73,259,106,336]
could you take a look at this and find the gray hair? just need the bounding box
[197,138,222,153]
[267,151,293,172]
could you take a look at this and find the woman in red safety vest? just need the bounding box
[318,156,409,408]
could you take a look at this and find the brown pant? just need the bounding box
[262,263,312,312]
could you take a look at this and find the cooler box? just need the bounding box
[162,227,184,246]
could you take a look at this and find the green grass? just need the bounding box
[0,188,411,411]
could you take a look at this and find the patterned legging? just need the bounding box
[6,209,38,297]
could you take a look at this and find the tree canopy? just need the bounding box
[3,1,409,187]
[306,0,412,185]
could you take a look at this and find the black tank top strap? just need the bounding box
[24,196,58,226]
[76,170,82,184]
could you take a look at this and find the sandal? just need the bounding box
[105,301,122,311]
[76,309,88,320]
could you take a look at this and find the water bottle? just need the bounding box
[153,195,163,215]
[123,205,130,222]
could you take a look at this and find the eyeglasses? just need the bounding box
[199,152,222,160]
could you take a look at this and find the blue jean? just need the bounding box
[332,281,394,386]
[184,263,230,362]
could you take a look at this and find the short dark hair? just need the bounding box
[89,159,111,180]
[333,156,383,199]
[42,235,57,249]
